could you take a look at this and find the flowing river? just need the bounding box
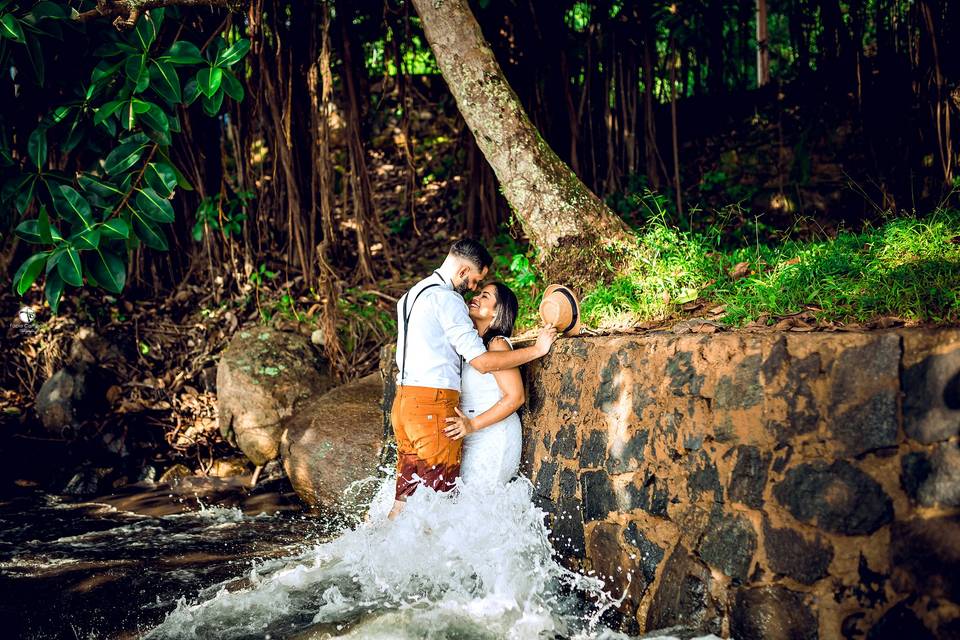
[1,474,716,640]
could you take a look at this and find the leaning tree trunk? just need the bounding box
[410,0,631,284]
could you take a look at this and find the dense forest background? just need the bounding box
[2,1,959,462]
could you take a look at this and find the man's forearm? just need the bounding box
[470,345,544,374]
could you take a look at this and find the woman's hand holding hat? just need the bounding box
[535,325,558,356]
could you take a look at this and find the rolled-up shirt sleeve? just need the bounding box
[436,293,486,363]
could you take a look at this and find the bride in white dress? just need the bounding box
[443,282,525,486]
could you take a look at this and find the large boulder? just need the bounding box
[280,373,386,507]
[217,327,335,465]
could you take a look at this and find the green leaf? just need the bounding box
[57,247,83,286]
[45,270,64,314]
[31,2,67,21]
[94,100,126,127]
[27,127,47,168]
[133,11,157,51]
[86,249,125,294]
[15,174,37,214]
[144,162,177,198]
[132,212,169,250]
[79,173,124,199]
[37,205,53,243]
[72,227,101,251]
[140,103,169,134]
[201,89,225,117]
[56,185,94,228]
[197,67,222,97]
[125,54,145,85]
[215,39,250,68]
[135,187,174,223]
[0,14,24,43]
[183,78,201,105]
[13,252,48,296]
[220,69,244,101]
[15,220,42,244]
[149,60,181,104]
[52,105,72,123]
[104,140,146,175]
[163,40,203,65]
[101,218,130,239]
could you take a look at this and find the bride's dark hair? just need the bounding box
[483,282,519,347]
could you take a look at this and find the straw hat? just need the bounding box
[538,284,582,336]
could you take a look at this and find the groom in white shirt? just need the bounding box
[388,239,556,519]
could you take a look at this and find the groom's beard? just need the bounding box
[453,279,470,296]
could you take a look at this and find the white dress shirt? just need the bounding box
[395,271,486,391]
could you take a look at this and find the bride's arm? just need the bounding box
[443,337,525,439]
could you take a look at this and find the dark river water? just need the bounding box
[0,476,709,640]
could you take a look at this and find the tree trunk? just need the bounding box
[409,0,630,283]
[756,0,770,87]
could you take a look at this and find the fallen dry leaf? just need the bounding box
[729,261,751,280]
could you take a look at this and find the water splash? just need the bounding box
[146,476,624,639]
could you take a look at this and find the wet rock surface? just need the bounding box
[280,373,385,507]
[773,460,893,535]
[516,328,960,636]
[217,327,335,465]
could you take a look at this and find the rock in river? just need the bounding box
[280,373,386,507]
[217,328,335,466]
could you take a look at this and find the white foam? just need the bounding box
[146,475,619,639]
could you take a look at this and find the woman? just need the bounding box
[443,282,525,486]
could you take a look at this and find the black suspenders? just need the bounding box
[399,272,443,386]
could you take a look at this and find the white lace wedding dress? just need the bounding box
[459,339,522,486]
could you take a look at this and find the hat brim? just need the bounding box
[542,284,582,336]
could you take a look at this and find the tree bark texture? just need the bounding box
[410,0,630,276]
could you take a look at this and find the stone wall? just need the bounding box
[521,329,960,639]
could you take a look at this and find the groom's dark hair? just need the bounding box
[449,238,492,270]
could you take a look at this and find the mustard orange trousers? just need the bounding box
[391,385,461,500]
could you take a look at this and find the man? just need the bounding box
[388,239,557,519]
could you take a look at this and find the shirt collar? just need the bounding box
[432,269,454,290]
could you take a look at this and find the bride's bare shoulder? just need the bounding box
[487,335,513,351]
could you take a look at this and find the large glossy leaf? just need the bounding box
[13,252,48,296]
[86,249,125,294]
[197,67,222,97]
[132,212,169,250]
[15,174,37,214]
[163,40,203,65]
[140,103,169,134]
[27,127,47,168]
[57,247,83,286]
[125,54,146,86]
[15,220,43,244]
[30,2,67,21]
[0,14,24,43]
[201,89,225,117]
[149,60,181,104]
[220,69,244,102]
[94,100,126,127]
[215,39,250,68]
[183,78,201,105]
[133,11,158,51]
[79,173,124,199]
[45,270,64,314]
[135,187,174,223]
[72,227,101,251]
[37,205,53,243]
[104,140,146,175]
[56,185,94,228]
[101,218,130,239]
[144,162,177,198]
